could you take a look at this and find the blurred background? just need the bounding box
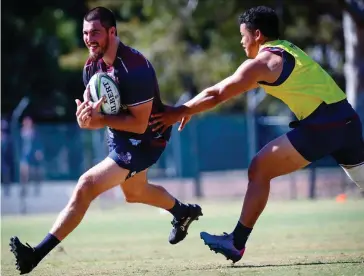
[2,0,364,215]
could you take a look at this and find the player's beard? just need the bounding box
[89,37,110,61]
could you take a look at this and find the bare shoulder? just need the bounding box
[234,54,272,80]
[253,50,284,83]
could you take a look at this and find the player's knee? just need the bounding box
[124,191,143,203]
[124,186,145,203]
[124,195,137,203]
[342,163,364,189]
[248,156,272,183]
[74,174,97,203]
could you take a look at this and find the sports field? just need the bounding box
[2,199,364,276]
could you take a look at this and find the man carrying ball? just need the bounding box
[10,6,202,275]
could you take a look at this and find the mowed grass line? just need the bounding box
[2,199,364,276]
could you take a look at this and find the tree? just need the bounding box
[2,0,354,120]
[341,0,364,116]
[1,0,87,121]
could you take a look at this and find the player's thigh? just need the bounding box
[80,157,130,198]
[120,169,148,195]
[332,141,364,167]
[331,118,364,189]
[113,140,166,194]
[332,142,364,189]
[250,134,310,180]
[331,117,364,166]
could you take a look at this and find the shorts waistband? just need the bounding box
[289,99,358,129]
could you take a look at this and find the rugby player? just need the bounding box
[150,5,364,263]
[10,7,202,274]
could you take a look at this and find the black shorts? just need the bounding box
[287,99,364,166]
[107,135,166,179]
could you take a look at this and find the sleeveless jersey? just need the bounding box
[257,40,346,120]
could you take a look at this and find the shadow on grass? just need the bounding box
[231,260,364,268]
[176,259,364,273]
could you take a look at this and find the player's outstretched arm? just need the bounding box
[150,59,264,132]
[181,59,263,115]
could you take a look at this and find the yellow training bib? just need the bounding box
[258,40,346,120]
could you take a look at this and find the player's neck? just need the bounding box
[261,38,279,46]
[102,37,120,66]
[258,38,280,51]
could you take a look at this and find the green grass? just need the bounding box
[2,199,364,276]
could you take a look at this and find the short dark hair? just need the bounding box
[238,6,280,39]
[84,6,117,32]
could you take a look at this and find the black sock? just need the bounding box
[167,199,189,220]
[232,222,252,250]
[34,233,60,262]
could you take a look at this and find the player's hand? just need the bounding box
[150,105,187,133]
[83,85,91,102]
[178,116,192,131]
[87,96,106,129]
[75,99,92,128]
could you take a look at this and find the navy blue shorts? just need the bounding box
[287,99,364,165]
[107,135,166,179]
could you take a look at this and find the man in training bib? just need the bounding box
[10,7,202,274]
[151,6,364,263]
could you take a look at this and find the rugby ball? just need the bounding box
[89,72,121,115]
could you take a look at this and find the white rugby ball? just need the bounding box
[89,72,121,115]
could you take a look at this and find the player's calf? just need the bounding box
[121,174,176,209]
[10,158,129,274]
[122,177,203,244]
[49,172,103,241]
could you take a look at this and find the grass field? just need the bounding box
[2,199,364,276]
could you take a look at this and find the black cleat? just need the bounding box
[169,204,203,244]
[9,236,39,275]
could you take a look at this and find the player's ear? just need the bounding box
[255,29,263,42]
[110,26,117,36]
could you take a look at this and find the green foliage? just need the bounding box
[2,1,87,121]
[78,0,347,113]
[2,0,347,120]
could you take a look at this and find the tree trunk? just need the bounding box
[343,11,364,122]
[342,9,364,196]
